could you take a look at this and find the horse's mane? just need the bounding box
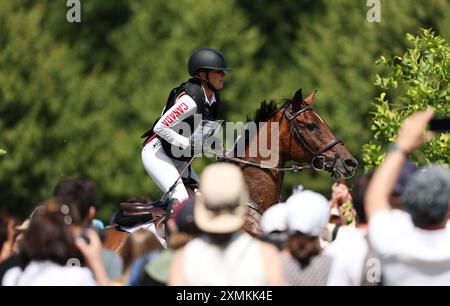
[246,100,289,127]
[230,99,290,153]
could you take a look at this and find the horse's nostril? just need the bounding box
[345,158,358,169]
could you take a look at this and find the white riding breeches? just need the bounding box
[141,137,198,203]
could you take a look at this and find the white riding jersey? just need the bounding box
[153,89,216,149]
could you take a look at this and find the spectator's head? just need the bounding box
[393,159,418,196]
[402,166,450,229]
[390,159,417,210]
[174,198,198,234]
[285,190,329,267]
[195,163,248,234]
[260,203,288,250]
[351,171,374,225]
[286,190,329,237]
[53,177,97,225]
[20,199,79,266]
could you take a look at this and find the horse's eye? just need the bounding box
[306,123,317,131]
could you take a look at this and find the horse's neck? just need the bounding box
[241,121,287,211]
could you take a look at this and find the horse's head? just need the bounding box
[275,88,357,179]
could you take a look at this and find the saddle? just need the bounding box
[115,177,199,227]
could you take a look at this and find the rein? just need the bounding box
[220,102,346,208]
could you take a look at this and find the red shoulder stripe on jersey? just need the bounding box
[144,134,157,145]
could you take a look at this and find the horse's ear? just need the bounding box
[292,88,303,111]
[304,89,317,105]
[293,88,303,104]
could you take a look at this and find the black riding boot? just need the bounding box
[163,198,180,240]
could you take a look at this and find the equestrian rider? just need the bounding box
[141,48,230,208]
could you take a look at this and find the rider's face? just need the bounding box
[207,70,225,90]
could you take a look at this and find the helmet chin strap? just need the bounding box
[193,72,218,92]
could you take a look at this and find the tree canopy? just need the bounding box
[0,0,449,220]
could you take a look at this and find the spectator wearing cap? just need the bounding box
[282,189,332,285]
[169,163,285,286]
[260,203,288,251]
[366,108,450,285]
[53,177,123,279]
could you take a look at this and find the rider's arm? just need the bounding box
[154,94,198,149]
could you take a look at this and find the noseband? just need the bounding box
[283,104,342,172]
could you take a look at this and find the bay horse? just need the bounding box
[226,88,357,237]
[103,88,357,253]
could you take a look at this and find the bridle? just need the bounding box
[283,104,342,173]
[222,102,343,174]
[220,102,348,213]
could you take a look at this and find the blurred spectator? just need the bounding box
[0,216,9,262]
[169,163,285,286]
[327,162,416,285]
[0,208,43,285]
[116,229,163,285]
[324,182,355,244]
[324,207,343,243]
[282,189,332,285]
[260,203,288,250]
[130,197,201,286]
[53,177,123,279]
[13,219,30,254]
[389,159,417,210]
[327,172,377,285]
[53,177,97,226]
[2,200,99,285]
[0,216,15,263]
[366,108,450,285]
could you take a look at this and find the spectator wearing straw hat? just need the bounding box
[169,163,285,286]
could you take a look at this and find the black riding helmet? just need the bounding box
[188,48,231,76]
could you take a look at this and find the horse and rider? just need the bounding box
[103,48,358,252]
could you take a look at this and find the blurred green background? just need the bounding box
[0,0,449,221]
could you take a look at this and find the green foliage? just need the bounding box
[363,29,449,170]
[0,0,449,220]
[277,0,450,196]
